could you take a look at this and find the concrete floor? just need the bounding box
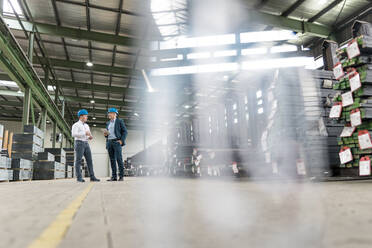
[1,178,372,248]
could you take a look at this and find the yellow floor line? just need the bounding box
[28,183,94,248]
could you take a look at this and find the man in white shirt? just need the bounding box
[72,109,100,182]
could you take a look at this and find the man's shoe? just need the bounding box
[118,177,124,181]
[91,177,100,182]
[107,177,117,181]
[77,179,85,182]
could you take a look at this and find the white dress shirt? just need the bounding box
[72,120,91,142]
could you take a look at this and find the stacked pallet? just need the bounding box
[331,34,372,177]
[63,148,74,178]
[261,69,308,177]
[11,158,33,181]
[310,70,343,176]
[33,152,65,180]
[12,125,44,161]
[260,68,340,178]
[0,156,12,181]
[44,148,67,179]
[44,148,66,164]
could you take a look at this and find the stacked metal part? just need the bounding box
[308,70,342,177]
[261,68,332,178]
[41,148,66,179]
[63,148,75,178]
[12,125,44,161]
[0,156,12,181]
[261,69,308,177]
[11,159,33,181]
[331,30,372,177]
[33,151,65,180]
[10,125,45,181]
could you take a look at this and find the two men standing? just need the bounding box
[104,108,128,181]
[72,108,127,182]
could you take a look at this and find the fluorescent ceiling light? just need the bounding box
[270,45,297,53]
[134,113,139,117]
[86,61,93,67]
[214,50,237,57]
[92,117,96,120]
[240,30,297,43]
[93,124,97,127]
[242,57,315,70]
[90,100,95,104]
[0,80,18,87]
[241,47,268,55]
[158,34,235,50]
[151,62,239,76]
[187,52,210,60]
[141,69,156,92]
[47,85,56,91]
[160,54,183,62]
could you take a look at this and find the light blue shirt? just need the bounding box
[108,119,117,140]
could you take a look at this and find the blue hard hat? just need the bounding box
[107,108,119,114]
[77,109,88,117]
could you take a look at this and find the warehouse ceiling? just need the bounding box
[0,0,370,130]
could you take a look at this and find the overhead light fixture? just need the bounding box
[92,117,96,120]
[93,124,97,127]
[133,113,139,117]
[141,69,155,92]
[90,100,95,104]
[184,105,190,109]
[86,61,93,67]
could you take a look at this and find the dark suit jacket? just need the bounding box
[106,118,128,148]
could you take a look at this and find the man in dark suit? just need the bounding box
[104,108,128,181]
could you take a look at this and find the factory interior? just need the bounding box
[0,0,372,247]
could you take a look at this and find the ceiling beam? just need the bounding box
[0,100,23,107]
[0,89,142,109]
[0,114,146,130]
[69,107,135,116]
[150,50,311,69]
[241,8,335,40]
[58,95,142,109]
[3,18,145,48]
[55,0,146,17]
[33,57,142,77]
[307,0,344,23]
[0,73,145,96]
[281,0,307,17]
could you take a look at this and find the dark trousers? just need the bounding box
[107,140,124,178]
[74,140,95,180]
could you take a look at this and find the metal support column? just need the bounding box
[28,30,34,63]
[52,84,60,148]
[44,67,49,88]
[52,123,57,148]
[25,27,35,128]
[41,109,47,146]
[22,87,31,130]
[60,100,65,148]
[30,97,35,126]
